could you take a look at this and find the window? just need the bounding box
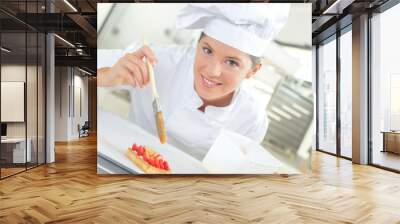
[370,2,400,171]
[0,1,46,179]
[317,37,337,154]
[339,29,352,158]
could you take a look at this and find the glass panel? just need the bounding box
[0,1,46,178]
[27,30,38,169]
[340,29,352,158]
[371,4,400,171]
[26,0,39,169]
[38,32,45,165]
[318,37,337,154]
[1,29,27,177]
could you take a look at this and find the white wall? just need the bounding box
[55,67,69,141]
[98,3,189,49]
[1,65,26,140]
[71,73,89,138]
[1,64,46,163]
[1,65,26,81]
[54,67,89,141]
[1,65,33,138]
[98,3,311,51]
[1,82,24,123]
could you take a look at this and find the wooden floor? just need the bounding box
[373,150,400,171]
[1,167,26,178]
[1,163,44,178]
[1,135,400,224]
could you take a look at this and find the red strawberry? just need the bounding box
[150,159,157,167]
[151,159,157,167]
[137,146,144,156]
[163,161,169,170]
[143,153,148,162]
[156,159,163,169]
[159,160,165,169]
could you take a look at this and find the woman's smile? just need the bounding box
[200,74,222,88]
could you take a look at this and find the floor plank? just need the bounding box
[373,150,400,171]
[1,135,400,223]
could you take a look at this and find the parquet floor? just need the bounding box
[1,135,400,223]
[373,151,400,171]
[1,167,25,178]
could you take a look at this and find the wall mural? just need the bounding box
[96,3,312,174]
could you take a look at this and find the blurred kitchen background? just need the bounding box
[97,3,313,171]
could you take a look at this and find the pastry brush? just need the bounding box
[144,41,167,144]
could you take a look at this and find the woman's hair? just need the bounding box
[198,32,262,67]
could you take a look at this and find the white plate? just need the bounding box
[202,129,299,174]
[98,109,208,174]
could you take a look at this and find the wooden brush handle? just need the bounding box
[146,60,159,98]
[143,39,159,98]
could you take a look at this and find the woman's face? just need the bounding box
[194,35,260,105]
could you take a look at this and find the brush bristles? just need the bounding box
[156,112,167,144]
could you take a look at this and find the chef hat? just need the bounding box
[176,3,290,57]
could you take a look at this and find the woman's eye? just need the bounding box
[202,47,212,55]
[226,60,239,68]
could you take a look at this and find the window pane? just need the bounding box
[318,37,337,154]
[1,30,27,177]
[27,31,38,169]
[340,29,352,158]
[38,32,45,165]
[371,3,400,171]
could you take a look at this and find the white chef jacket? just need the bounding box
[98,44,268,160]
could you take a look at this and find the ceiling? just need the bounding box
[0,0,99,73]
[0,0,395,74]
[310,0,391,44]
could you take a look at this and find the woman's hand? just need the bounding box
[98,45,157,87]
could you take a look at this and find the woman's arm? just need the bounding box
[98,67,118,87]
[97,45,157,88]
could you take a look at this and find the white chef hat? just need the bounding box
[176,3,290,57]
